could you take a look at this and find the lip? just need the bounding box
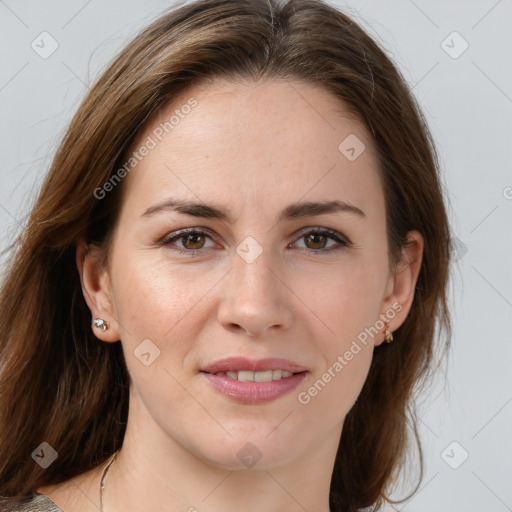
[200,357,308,404]
[200,357,308,374]
[202,372,307,404]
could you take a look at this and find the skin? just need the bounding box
[38,77,423,512]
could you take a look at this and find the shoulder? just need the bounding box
[0,493,63,511]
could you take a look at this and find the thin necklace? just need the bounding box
[99,451,118,512]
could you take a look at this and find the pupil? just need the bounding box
[185,234,203,249]
[307,234,326,249]
[182,233,328,251]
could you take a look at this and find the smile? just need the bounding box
[201,370,307,404]
[212,369,295,382]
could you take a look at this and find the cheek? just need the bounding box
[110,259,209,419]
[109,255,219,399]
[291,256,386,344]
[112,255,209,338]
[296,341,373,433]
[291,259,383,406]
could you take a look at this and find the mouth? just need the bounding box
[206,369,298,382]
[200,357,308,404]
[200,356,307,374]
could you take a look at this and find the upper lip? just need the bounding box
[201,357,308,374]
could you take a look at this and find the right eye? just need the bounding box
[161,228,218,255]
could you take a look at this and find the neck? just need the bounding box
[104,390,340,512]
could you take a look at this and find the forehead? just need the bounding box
[119,78,383,221]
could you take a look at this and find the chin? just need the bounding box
[190,430,304,471]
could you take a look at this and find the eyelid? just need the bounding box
[159,226,350,255]
[159,227,218,250]
[292,226,351,246]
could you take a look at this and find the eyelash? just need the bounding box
[160,227,350,257]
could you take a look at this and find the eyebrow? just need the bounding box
[141,198,365,222]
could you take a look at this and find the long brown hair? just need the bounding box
[0,0,452,510]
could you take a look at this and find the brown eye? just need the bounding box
[304,232,329,250]
[161,227,349,256]
[293,228,349,254]
[161,228,216,255]
[181,233,206,250]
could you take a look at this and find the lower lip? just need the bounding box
[201,371,307,404]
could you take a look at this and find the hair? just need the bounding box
[0,0,452,510]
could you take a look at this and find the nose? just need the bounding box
[217,247,294,337]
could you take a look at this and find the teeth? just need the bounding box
[214,369,295,381]
[238,370,255,382]
[254,370,273,382]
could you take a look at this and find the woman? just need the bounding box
[0,0,452,510]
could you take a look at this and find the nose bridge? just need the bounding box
[217,235,293,336]
[232,235,281,305]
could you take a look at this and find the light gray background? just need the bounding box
[1,1,511,511]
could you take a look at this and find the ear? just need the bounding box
[375,230,424,346]
[76,238,120,342]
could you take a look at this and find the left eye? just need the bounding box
[292,228,349,252]
[161,227,349,255]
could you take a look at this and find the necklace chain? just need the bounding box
[99,451,118,512]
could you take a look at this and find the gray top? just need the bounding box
[0,494,63,511]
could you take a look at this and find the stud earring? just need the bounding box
[384,320,393,343]
[93,318,109,331]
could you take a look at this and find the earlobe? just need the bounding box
[375,230,424,346]
[76,239,120,342]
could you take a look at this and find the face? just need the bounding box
[81,78,420,471]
